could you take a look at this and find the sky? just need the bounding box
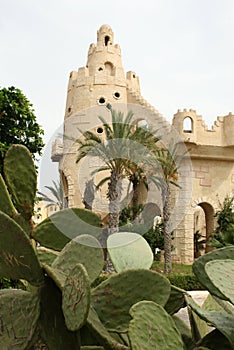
[1,0,234,188]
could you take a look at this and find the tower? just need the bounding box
[52,24,160,210]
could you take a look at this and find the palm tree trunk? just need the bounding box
[108,169,122,234]
[163,184,172,274]
[106,169,122,273]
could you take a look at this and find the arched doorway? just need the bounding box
[194,202,215,257]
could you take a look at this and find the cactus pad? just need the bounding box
[0,173,17,217]
[164,285,187,315]
[42,264,67,290]
[128,301,184,350]
[185,295,234,348]
[0,289,40,350]
[86,306,128,350]
[37,246,59,266]
[62,263,90,331]
[193,246,234,299]
[32,208,102,251]
[198,329,233,350]
[81,347,105,350]
[0,211,44,286]
[4,145,37,219]
[205,259,234,305]
[91,269,171,332]
[52,234,104,282]
[107,232,153,272]
[39,275,80,349]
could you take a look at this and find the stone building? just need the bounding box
[52,24,234,264]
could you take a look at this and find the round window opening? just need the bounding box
[97,127,104,134]
[114,91,121,99]
[98,97,106,105]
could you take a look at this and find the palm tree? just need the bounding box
[76,109,160,234]
[77,110,135,234]
[37,179,64,210]
[155,143,184,273]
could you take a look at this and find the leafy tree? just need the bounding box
[0,86,44,172]
[38,179,64,210]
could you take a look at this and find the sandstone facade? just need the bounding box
[52,25,234,264]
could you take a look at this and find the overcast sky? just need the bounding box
[1,0,234,187]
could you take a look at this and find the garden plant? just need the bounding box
[1,145,234,349]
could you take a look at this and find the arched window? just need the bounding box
[105,36,110,46]
[183,117,193,133]
[104,61,114,76]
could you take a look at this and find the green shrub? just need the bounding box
[167,273,204,291]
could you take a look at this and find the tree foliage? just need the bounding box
[211,196,234,248]
[0,86,44,171]
[37,179,64,210]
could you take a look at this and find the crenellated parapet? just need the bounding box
[172,109,234,147]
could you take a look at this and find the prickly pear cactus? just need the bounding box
[91,269,171,332]
[0,173,16,216]
[164,285,187,315]
[185,295,234,348]
[86,306,128,350]
[205,259,234,305]
[52,234,104,282]
[107,232,153,272]
[32,208,102,250]
[193,246,234,299]
[39,275,80,350]
[0,289,40,350]
[62,263,90,331]
[198,329,233,350]
[0,211,44,286]
[128,301,184,350]
[3,145,37,220]
[36,246,59,266]
[42,264,67,290]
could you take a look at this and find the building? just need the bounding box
[52,25,234,264]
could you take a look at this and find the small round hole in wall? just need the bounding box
[113,91,121,99]
[97,127,104,134]
[133,74,136,78]
[98,67,103,71]
[98,97,106,105]
[68,107,71,113]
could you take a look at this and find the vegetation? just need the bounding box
[211,195,234,248]
[0,86,44,172]
[76,109,183,274]
[38,179,64,210]
[1,145,234,349]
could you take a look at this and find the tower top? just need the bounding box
[97,24,114,46]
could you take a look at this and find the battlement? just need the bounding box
[172,109,234,147]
